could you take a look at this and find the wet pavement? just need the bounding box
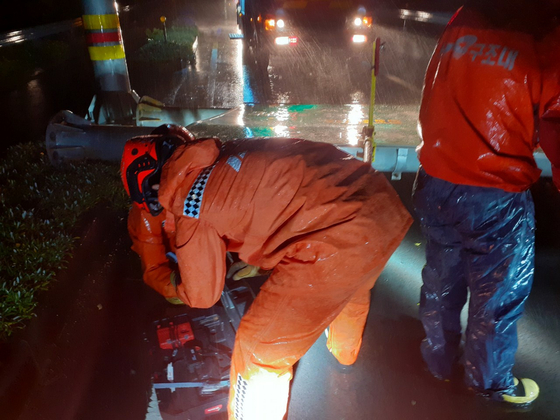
[122,0,439,110]
[1,0,559,419]
[288,174,560,420]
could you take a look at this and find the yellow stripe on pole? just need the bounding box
[88,45,125,61]
[82,14,120,30]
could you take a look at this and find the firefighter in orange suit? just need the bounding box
[121,133,412,420]
[123,125,192,304]
[123,125,264,304]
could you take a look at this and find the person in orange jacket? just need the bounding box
[122,125,190,304]
[413,0,560,405]
[121,133,412,420]
[123,125,265,305]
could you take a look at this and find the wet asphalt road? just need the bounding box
[288,174,560,420]
[1,0,559,419]
[123,0,439,109]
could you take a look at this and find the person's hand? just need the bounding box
[227,261,265,281]
[166,296,185,305]
[166,271,185,305]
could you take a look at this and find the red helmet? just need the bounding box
[120,126,195,215]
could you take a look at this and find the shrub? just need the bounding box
[132,25,198,64]
[146,26,198,45]
[0,141,129,339]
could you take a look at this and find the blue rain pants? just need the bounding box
[412,168,535,394]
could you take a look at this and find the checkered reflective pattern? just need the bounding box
[234,373,248,420]
[226,151,247,172]
[183,165,215,218]
[227,155,242,172]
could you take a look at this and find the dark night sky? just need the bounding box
[0,0,83,32]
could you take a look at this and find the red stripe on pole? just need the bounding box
[86,31,121,45]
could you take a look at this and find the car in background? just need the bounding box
[236,0,374,68]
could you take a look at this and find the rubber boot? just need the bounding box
[500,377,539,405]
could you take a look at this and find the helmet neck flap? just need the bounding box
[121,134,185,216]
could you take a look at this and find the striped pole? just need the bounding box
[363,37,380,164]
[82,0,131,93]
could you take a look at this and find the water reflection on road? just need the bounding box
[124,0,433,110]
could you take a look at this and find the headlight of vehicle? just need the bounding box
[265,19,276,30]
[352,16,372,28]
[352,34,367,43]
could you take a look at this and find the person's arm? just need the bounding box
[174,218,227,308]
[127,206,177,298]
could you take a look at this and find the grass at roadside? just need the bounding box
[0,141,129,340]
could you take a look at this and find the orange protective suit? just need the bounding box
[418,7,560,192]
[127,205,178,299]
[158,138,412,420]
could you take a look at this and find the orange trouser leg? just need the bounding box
[227,252,382,420]
[326,286,371,366]
[326,264,384,365]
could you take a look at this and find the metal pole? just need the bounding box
[362,37,380,164]
[81,0,137,124]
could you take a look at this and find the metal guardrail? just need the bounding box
[398,9,453,26]
[0,18,83,48]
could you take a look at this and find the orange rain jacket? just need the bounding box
[127,205,178,299]
[158,138,412,419]
[158,138,412,309]
[417,6,560,192]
